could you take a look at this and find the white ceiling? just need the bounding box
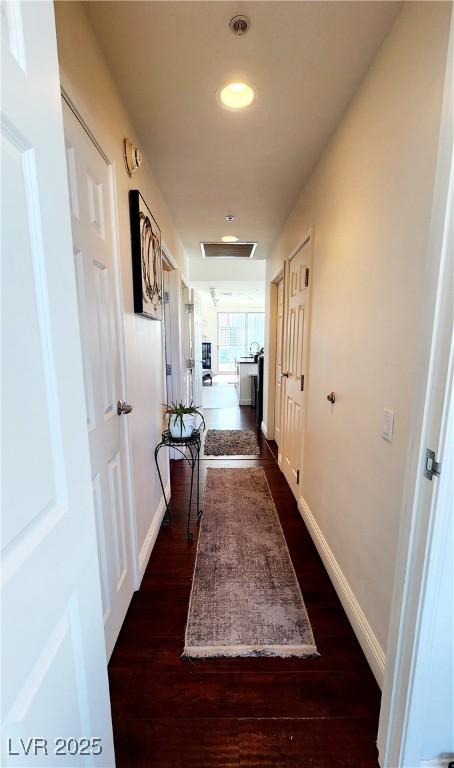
[86,1,400,261]
[192,281,265,307]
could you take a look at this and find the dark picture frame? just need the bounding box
[129,190,163,320]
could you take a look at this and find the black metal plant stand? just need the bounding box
[154,428,203,542]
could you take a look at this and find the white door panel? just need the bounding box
[274,277,284,446]
[1,2,114,764]
[192,289,203,409]
[181,281,193,403]
[63,102,134,660]
[281,236,312,498]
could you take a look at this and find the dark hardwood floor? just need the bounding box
[109,401,381,767]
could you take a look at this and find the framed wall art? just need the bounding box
[129,189,163,320]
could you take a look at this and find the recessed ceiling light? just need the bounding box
[219,82,254,110]
[222,235,239,243]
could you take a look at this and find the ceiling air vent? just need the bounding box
[200,242,257,259]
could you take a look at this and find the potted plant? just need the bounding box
[164,401,205,439]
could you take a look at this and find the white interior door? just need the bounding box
[162,264,184,409]
[281,235,312,498]
[63,101,135,660]
[163,267,173,402]
[192,289,203,410]
[181,281,193,403]
[1,2,114,764]
[274,276,285,447]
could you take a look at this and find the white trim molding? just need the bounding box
[161,239,178,270]
[138,481,171,582]
[420,758,454,768]
[261,421,268,439]
[299,495,386,688]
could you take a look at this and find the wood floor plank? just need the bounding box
[109,400,380,767]
[111,717,379,768]
[111,669,379,720]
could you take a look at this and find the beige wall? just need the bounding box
[264,1,451,660]
[189,258,266,283]
[54,1,189,574]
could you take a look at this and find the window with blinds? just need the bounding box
[217,312,265,372]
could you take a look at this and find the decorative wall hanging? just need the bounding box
[129,190,163,320]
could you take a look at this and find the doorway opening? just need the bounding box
[196,283,265,412]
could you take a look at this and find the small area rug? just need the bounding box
[203,429,260,456]
[183,467,318,659]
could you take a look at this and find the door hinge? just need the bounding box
[424,448,441,481]
[301,374,305,391]
[296,469,300,485]
[166,363,172,376]
[305,268,309,287]
[163,291,170,304]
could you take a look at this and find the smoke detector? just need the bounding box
[229,15,250,37]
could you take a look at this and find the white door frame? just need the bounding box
[191,288,204,410]
[161,241,178,406]
[161,243,182,462]
[60,78,138,588]
[264,265,285,441]
[274,271,285,448]
[377,15,453,764]
[162,241,184,408]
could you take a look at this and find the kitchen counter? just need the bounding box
[235,359,258,405]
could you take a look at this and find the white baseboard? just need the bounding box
[420,759,454,768]
[298,495,386,688]
[239,398,252,405]
[261,421,268,438]
[138,481,171,583]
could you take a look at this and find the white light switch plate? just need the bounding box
[382,409,395,442]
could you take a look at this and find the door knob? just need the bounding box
[281,372,289,378]
[117,400,133,415]
[326,392,336,404]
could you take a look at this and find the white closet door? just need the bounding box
[63,101,135,660]
[192,289,204,410]
[281,236,312,498]
[274,276,285,447]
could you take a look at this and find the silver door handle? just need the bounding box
[117,400,133,415]
[281,372,289,378]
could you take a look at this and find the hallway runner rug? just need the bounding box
[183,467,318,659]
[203,429,260,456]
